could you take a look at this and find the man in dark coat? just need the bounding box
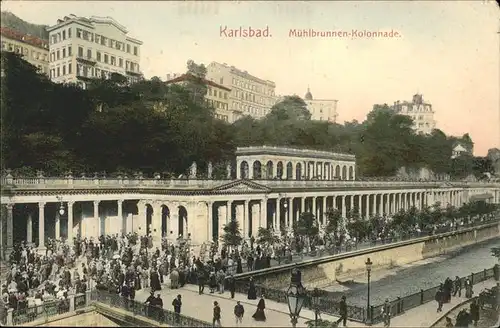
[172,294,182,323]
[435,287,444,312]
[150,267,161,292]
[144,291,156,317]
[469,299,480,326]
[335,295,348,327]
[197,269,205,294]
[453,276,462,297]
[228,275,236,299]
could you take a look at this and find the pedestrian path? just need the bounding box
[137,278,498,327]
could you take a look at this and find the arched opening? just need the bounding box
[253,161,262,179]
[342,166,347,180]
[335,165,341,179]
[161,205,170,238]
[266,161,274,179]
[178,206,188,238]
[296,163,302,180]
[146,204,153,235]
[240,161,249,179]
[286,162,293,179]
[276,161,283,179]
[349,166,354,180]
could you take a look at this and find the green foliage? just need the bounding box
[293,212,319,238]
[1,52,482,178]
[1,11,49,40]
[324,208,343,235]
[256,227,279,244]
[221,217,243,248]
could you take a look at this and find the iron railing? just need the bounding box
[369,267,496,324]
[90,290,212,327]
[11,300,70,325]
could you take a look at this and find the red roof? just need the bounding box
[165,73,231,91]
[0,27,49,50]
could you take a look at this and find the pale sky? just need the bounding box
[3,1,499,155]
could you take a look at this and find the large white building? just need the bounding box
[206,62,279,122]
[304,88,338,122]
[392,94,436,134]
[46,14,143,88]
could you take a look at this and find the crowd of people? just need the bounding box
[0,207,497,326]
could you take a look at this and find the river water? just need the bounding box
[322,237,500,306]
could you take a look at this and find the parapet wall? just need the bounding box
[241,221,500,289]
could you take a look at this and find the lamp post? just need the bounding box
[365,257,373,324]
[286,282,307,328]
[283,201,288,228]
[56,196,65,216]
[311,288,321,326]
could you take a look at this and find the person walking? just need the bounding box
[453,276,462,297]
[469,299,480,326]
[435,287,444,312]
[227,275,236,299]
[335,295,348,327]
[382,299,391,327]
[172,294,182,324]
[213,301,222,327]
[234,301,244,326]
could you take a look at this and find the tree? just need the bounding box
[324,208,343,237]
[256,227,279,245]
[266,96,311,121]
[220,217,243,250]
[184,59,208,104]
[293,212,319,238]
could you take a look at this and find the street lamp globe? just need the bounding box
[283,202,288,210]
[59,205,65,216]
[286,284,307,326]
[365,257,373,272]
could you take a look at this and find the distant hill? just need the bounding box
[1,11,49,40]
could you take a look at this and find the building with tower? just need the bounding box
[303,87,338,122]
[392,94,436,134]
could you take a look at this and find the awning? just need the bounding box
[470,193,493,201]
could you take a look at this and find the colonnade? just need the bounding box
[2,188,499,259]
[236,159,356,181]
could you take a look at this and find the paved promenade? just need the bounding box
[134,278,497,327]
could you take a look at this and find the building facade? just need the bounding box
[2,146,499,258]
[165,73,232,122]
[452,143,472,159]
[304,88,338,122]
[0,27,49,75]
[392,94,436,134]
[206,62,278,123]
[46,14,143,88]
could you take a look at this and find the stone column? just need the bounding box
[260,199,267,229]
[285,199,290,227]
[94,200,101,236]
[301,197,306,213]
[322,197,327,225]
[207,201,213,242]
[217,205,225,240]
[391,194,396,213]
[171,203,179,239]
[365,195,370,219]
[235,204,242,235]
[117,200,123,233]
[312,197,317,220]
[251,203,259,236]
[38,202,46,252]
[26,213,33,245]
[55,211,61,241]
[226,201,233,223]
[151,203,162,246]
[372,194,378,216]
[6,204,13,251]
[275,199,281,231]
[349,195,355,213]
[243,200,249,239]
[67,201,74,244]
[341,195,346,218]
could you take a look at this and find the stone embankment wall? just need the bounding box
[38,311,121,327]
[241,222,500,289]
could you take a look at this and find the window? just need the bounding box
[56,67,60,77]
[224,92,228,100]
[62,30,66,40]
[95,34,101,44]
[104,54,108,64]
[62,65,66,75]
[68,46,72,56]
[62,48,66,58]
[119,58,123,67]
[111,56,116,66]
[56,50,60,60]
[133,46,138,55]
[208,88,212,96]
[219,77,223,84]
[126,44,130,53]
[87,49,92,59]
[77,28,82,38]
[101,37,107,46]
[68,63,72,74]
[78,47,83,57]
[68,28,72,38]
[50,69,55,78]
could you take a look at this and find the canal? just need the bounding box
[322,237,500,306]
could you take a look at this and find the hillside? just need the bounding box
[1,11,49,40]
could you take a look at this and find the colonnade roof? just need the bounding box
[235,146,356,161]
